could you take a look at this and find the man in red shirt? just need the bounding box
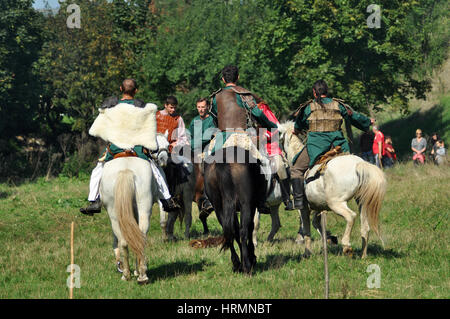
[256,99,294,210]
[372,125,385,168]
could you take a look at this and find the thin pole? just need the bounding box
[321,211,329,299]
[70,221,74,299]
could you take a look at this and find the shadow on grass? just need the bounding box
[327,243,405,259]
[0,191,10,199]
[253,253,302,274]
[146,260,212,283]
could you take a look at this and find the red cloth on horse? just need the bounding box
[257,102,282,157]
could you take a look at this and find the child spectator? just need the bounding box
[383,136,396,168]
[435,140,447,166]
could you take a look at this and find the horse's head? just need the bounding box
[278,121,307,164]
[155,132,170,167]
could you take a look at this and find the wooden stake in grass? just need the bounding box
[70,221,74,299]
[321,211,329,299]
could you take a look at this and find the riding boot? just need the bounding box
[280,178,294,211]
[80,198,102,215]
[160,197,180,212]
[291,178,308,210]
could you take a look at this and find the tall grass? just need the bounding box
[0,161,448,299]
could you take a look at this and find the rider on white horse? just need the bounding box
[80,79,179,215]
[290,80,375,212]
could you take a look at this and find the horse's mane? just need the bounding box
[278,121,306,164]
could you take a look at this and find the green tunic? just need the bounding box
[210,85,278,153]
[294,97,371,167]
[188,114,217,151]
[99,99,151,162]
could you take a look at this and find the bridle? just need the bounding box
[151,133,169,164]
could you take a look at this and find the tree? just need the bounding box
[0,0,44,141]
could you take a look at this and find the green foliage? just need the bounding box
[0,0,448,179]
[0,0,44,140]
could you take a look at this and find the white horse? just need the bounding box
[102,133,170,283]
[279,121,387,258]
[252,176,282,247]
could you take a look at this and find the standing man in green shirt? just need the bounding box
[291,80,374,212]
[188,97,218,216]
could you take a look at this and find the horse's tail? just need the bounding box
[115,169,146,261]
[355,161,387,242]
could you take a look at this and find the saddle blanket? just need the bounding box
[200,132,271,176]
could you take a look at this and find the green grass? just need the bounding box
[0,161,449,299]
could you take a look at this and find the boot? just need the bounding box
[160,197,180,212]
[291,178,308,210]
[280,178,295,211]
[80,198,102,215]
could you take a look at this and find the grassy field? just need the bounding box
[0,161,449,299]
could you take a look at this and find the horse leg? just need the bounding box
[359,204,370,259]
[231,213,242,273]
[299,208,312,258]
[119,240,131,281]
[267,204,281,242]
[312,211,338,245]
[165,211,177,241]
[136,210,150,285]
[183,189,192,239]
[252,210,260,247]
[240,204,255,275]
[159,201,168,240]
[295,209,305,244]
[328,201,357,256]
[199,209,210,236]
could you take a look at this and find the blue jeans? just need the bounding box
[361,151,375,164]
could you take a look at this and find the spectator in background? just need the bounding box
[435,140,447,166]
[372,125,385,168]
[360,131,375,164]
[429,132,440,161]
[383,136,396,168]
[411,129,427,165]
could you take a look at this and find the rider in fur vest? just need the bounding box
[80,79,179,215]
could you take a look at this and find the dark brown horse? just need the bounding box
[204,146,268,274]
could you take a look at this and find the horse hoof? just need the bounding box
[303,250,312,259]
[116,262,123,273]
[137,277,149,285]
[295,234,305,245]
[121,275,131,281]
[327,236,338,246]
[343,246,353,257]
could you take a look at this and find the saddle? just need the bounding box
[305,146,347,184]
